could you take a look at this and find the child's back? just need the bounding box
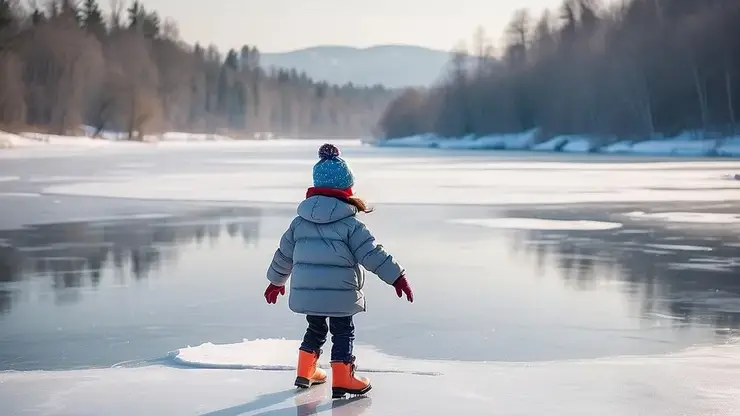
[268,192,403,317]
[263,143,413,399]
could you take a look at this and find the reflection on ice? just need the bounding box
[505,213,740,330]
[0,207,262,314]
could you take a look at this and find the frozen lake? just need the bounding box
[1,141,740,415]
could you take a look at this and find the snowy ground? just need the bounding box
[2,140,740,415]
[377,130,740,157]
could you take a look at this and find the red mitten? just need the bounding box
[264,283,285,304]
[392,275,414,303]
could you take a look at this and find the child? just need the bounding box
[264,143,414,399]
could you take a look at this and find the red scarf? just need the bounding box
[306,186,354,201]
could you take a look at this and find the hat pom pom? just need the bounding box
[318,143,340,160]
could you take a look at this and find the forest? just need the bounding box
[379,0,740,143]
[0,0,394,139]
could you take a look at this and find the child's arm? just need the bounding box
[266,218,299,287]
[348,220,404,285]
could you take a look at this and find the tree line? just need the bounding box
[379,0,740,143]
[0,0,394,139]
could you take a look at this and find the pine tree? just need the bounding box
[31,8,45,25]
[82,0,105,36]
[0,0,15,32]
[224,49,238,70]
[127,1,142,29]
[239,45,250,71]
[59,0,82,24]
[142,11,159,38]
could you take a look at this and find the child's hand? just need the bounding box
[392,275,414,303]
[264,283,286,304]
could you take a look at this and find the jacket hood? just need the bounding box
[297,195,357,224]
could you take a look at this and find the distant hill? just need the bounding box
[259,45,455,88]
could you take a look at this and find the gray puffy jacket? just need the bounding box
[266,195,404,317]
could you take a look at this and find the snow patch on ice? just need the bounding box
[625,211,740,224]
[646,312,686,321]
[169,339,441,375]
[0,176,19,182]
[449,218,623,231]
[667,262,737,273]
[645,244,714,252]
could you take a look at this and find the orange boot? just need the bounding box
[295,349,327,388]
[331,356,371,398]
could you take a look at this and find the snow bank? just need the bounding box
[153,132,235,142]
[717,136,740,157]
[602,140,634,153]
[532,135,570,151]
[374,133,441,148]
[628,132,717,156]
[377,129,539,151]
[2,338,739,415]
[379,130,740,158]
[450,218,623,231]
[1,129,360,155]
[561,137,594,153]
[78,125,235,142]
[0,131,46,148]
[0,131,141,150]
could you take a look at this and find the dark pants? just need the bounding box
[299,315,355,363]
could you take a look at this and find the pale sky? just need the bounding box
[116,0,569,53]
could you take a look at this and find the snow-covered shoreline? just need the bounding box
[375,129,740,158]
[0,130,242,149]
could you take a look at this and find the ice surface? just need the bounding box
[2,339,740,415]
[625,211,740,224]
[0,176,19,182]
[0,192,41,198]
[27,213,174,225]
[41,158,740,205]
[450,218,623,231]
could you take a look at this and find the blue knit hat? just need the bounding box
[312,144,355,189]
